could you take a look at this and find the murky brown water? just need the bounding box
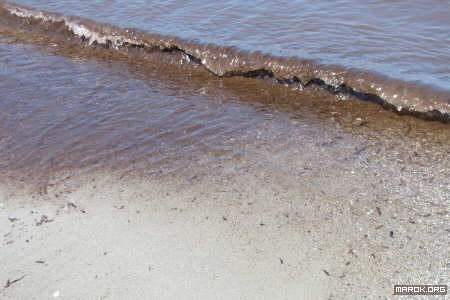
[1,2,449,118]
[0,1,449,188]
[0,32,448,187]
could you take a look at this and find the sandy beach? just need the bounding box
[1,120,448,299]
[0,5,449,298]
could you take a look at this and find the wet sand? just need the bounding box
[1,121,448,299]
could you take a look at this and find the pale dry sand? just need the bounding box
[0,172,333,300]
[1,124,449,300]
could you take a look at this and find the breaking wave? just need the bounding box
[1,2,449,122]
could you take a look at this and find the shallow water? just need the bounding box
[1,1,449,118]
[0,1,449,185]
[0,36,448,187]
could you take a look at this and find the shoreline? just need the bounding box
[0,17,449,298]
[1,135,448,299]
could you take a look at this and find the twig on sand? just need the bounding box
[4,275,26,288]
[36,215,53,226]
[376,207,382,216]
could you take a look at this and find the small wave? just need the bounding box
[1,2,449,122]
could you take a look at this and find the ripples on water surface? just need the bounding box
[6,0,450,90]
[0,0,449,185]
[0,37,448,185]
[1,0,449,119]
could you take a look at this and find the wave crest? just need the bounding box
[1,2,449,122]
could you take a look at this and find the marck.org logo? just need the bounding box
[394,285,447,296]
